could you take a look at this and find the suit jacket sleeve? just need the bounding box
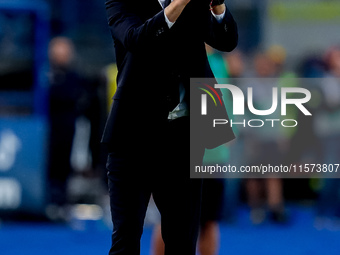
[205,7,238,52]
[105,0,170,52]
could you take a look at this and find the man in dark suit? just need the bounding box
[102,0,238,254]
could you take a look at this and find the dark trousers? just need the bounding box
[106,117,204,255]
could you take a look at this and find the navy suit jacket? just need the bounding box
[102,0,238,150]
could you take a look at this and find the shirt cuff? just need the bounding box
[164,12,175,28]
[211,9,226,23]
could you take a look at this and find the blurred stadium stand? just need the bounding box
[0,0,50,218]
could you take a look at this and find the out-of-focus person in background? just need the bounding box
[244,50,288,224]
[46,37,86,219]
[314,46,340,230]
[267,45,288,77]
[149,46,237,255]
[223,48,246,223]
[225,49,245,79]
[206,45,245,225]
[98,63,118,184]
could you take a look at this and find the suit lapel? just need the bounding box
[164,0,171,8]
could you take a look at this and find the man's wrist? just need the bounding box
[164,12,175,28]
[165,0,188,23]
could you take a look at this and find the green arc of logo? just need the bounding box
[199,88,217,106]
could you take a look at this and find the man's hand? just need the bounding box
[165,0,191,23]
[210,0,225,15]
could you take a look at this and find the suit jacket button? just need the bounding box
[156,27,164,36]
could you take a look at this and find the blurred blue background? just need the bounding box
[1,0,340,254]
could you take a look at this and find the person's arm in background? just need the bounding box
[105,0,190,52]
[205,0,238,52]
